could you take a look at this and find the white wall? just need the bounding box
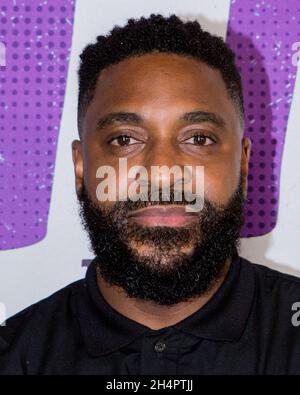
[0,0,299,319]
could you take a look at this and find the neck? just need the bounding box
[96,258,231,330]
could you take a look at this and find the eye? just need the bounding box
[109,135,141,147]
[184,133,216,146]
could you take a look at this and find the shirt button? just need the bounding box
[154,342,166,353]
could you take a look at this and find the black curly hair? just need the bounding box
[77,14,244,135]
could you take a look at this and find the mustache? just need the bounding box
[78,184,205,213]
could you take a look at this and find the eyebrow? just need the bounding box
[180,111,226,128]
[96,112,143,131]
[96,110,226,131]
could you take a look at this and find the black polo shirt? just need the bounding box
[1,253,300,375]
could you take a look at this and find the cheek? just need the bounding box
[82,144,106,201]
[83,152,135,205]
[202,161,241,206]
[82,137,119,201]
[202,139,242,205]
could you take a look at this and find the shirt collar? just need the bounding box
[74,250,255,356]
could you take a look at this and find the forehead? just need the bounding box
[83,53,240,132]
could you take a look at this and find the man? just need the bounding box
[1,14,300,375]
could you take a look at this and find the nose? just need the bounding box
[142,140,185,195]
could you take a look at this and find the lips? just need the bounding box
[128,205,198,227]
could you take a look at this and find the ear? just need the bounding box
[241,137,251,199]
[71,139,84,196]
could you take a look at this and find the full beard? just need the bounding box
[78,178,245,305]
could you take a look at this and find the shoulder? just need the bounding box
[239,256,300,320]
[240,256,300,292]
[0,279,85,355]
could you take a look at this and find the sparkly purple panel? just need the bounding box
[0,1,75,250]
[1,1,299,251]
[227,0,300,237]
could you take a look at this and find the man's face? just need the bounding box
[72,53,251,304]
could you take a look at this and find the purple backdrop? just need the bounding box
[0,0,75,249]
[0,0,299,250]
[227,0,300,236]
